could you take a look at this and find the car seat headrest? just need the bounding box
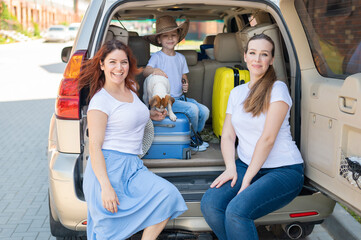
[105,25,129,45]
[214,33,242,62]
[203,35,216,45]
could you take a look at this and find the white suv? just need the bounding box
[48,0,361,239]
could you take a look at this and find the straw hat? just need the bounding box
[144,15,189,47]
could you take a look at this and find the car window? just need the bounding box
[111,19,224,53]
[295,0,361,79]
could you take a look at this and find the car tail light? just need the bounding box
[290,211,318,218]
[55,50,87,120]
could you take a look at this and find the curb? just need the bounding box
[322,203,361,240]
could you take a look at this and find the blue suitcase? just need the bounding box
[143,113,192,159]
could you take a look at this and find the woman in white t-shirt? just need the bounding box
[201,34,304,240]
[78,40,187,240]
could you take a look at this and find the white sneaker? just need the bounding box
[195,133,209,148]
[201,141,209,148]
[190,145,207,152]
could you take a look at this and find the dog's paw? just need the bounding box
[169,113,177,121]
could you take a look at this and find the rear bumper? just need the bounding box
[169,193,335,231]
[48,150,87,231]
[48,150,335,232]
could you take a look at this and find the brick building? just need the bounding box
[2,0,88,31]
[296,0,361,75]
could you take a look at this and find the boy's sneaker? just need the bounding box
[190,136,207,152]
[196,132,209,148]
[200,141,209,148]
[190,145,207,152]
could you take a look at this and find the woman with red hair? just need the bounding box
[79,39,187,240]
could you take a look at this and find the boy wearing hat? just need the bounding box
[143,15,210,152]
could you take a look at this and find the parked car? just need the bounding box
[48,0,361,239]
[45,25,70,42]
[68,23,81,40]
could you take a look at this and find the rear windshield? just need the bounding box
[295,0,361,79]
[111,19,224,53]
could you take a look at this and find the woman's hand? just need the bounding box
[150,109,167,121]
[153,68,168,78]
[101,184,120,213]
[237,178,252,195]
[182,80,188,93]
[210,167,237,189]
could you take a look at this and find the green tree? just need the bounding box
[0,1,14,29]
[0,2,37,38]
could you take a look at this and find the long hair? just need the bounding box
[243,34,277,117]
[78,39,142,103]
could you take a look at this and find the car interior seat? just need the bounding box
[105,25,129,45]
[202,33,245,113]
[199,35,216,60]
[128,36,151,98]
[177,50,205,103]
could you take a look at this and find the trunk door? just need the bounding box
[280,0,361,214]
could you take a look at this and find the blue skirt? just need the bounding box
[83,149,188,240]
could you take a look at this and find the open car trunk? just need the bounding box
[71,0,338,234]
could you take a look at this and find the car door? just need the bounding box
[280,0,361,215]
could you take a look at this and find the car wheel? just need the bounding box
[49,194,86,239]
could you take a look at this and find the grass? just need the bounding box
[341,204,361,224]
[0,35,15,44]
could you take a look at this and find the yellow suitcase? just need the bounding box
[212,67,250,138]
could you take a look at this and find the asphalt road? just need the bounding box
[0,40,335,239]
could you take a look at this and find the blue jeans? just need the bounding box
[201,160,304,240]
[172,96,210,134]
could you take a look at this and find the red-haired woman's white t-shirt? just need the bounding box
[88,88,149,155]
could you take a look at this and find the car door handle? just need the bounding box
[338,96,357,114]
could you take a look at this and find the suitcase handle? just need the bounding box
[154,124,176,128]
[227,66,247,87]
[227,66,240,86]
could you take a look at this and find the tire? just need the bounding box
[49,194,86,239]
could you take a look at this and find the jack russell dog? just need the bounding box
[143,74,177,121]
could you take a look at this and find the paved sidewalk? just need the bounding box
[0,99,55,240]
